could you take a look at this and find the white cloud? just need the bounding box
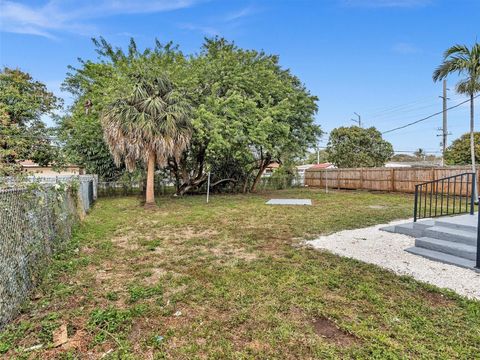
[178,5,259,37]
[223,6,256,22]
[392,42,420,54]
[0,0,203,38]
[342,0,432,8]
[178,23,219,36]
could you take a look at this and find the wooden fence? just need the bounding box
[304,166,479,194]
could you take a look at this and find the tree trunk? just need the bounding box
[470,93,478,199]
[250,155,272,193]
[145,151,156,208]
[176,174,208,196]
[250,167,265,193]
[242,178,249,193]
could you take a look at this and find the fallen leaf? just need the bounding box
[53,324,68,347]
[24,344,43,352]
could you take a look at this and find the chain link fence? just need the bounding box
[0,175,97,329]
[97,178,174,198]
[256,174,304,190]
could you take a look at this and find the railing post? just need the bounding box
[476,197,480,269]
[471,173,476,215]
[414,185,419,222]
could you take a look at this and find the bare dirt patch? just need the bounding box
[312,317,358,347]
[421,291,454,307]
[111,234,140,251]
[142,267,167,285]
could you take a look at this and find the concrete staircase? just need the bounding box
[381,214,478,269]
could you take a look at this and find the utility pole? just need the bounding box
[438,80,450,166]
[351,112,361,127]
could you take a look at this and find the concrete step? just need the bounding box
[423,226,477,246]
[415,237,477,260]
[405,246,476,269]
[434,217,478,233]
[384,223,423,238]
[413,219,435,230]
[380,219,434,238]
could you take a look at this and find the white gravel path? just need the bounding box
[306,219,480,300]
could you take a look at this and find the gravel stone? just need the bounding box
[306,219,480,300]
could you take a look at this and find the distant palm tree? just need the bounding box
[433,43,480,195]
[414,148,426,160]
[102,76,191,207]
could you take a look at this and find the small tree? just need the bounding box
[444,132,480,165]
[326,126,393,168]
[101,76,191,207]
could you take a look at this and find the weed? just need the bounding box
[127,284,163,303]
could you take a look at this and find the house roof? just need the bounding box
[19,160,82,168]
[309,163,334,169]
[296,164,315,170]
[19,160,38,167]
[266,162,280,169]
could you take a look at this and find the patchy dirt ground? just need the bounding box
[1,189,480,359]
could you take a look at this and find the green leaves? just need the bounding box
[444,132,480,165]
[0,68,62,175]
[326,126,394,168]
[433,42,480,96]
[60,37,321,189]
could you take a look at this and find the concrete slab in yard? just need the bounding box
[266,199,312,206]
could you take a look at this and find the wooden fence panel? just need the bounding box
[305,166,479,194]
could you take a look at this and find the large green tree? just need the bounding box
[171,38,321,194]
[444,132,480,165]
[0,68,61,175]
[59,38,188,180]
[433,43,480,190]
[102,76,191,206]
[61,37,321,191]
[326,126,394,168]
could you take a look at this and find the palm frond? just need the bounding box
[443,44,470,59]
[433,42,480,96]
[101,75,192,171]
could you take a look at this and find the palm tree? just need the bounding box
[102,76,191,207]
[433,43,480,197]
[414,148,426,160]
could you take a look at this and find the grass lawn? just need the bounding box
[2,188,480,359]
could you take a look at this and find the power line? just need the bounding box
[364,96,437,117]
[381,95,479,135]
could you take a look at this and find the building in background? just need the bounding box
[296,163,335,186]
[261,162,280,177]
[20,160,85,176]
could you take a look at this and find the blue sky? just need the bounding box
[0,0,479,154]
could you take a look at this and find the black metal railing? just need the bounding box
[476,197,480,269]
[414,172,476,222]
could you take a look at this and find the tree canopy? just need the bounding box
[102,75,191,205]
[60,37,322,192]
[326,126,393,168]
[444,132,480,165]
[0,67,62,175]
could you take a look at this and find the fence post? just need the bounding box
[206,171,211,204]
[360,168,364,190]
[390,168,395,192]
[325,169,328,193]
